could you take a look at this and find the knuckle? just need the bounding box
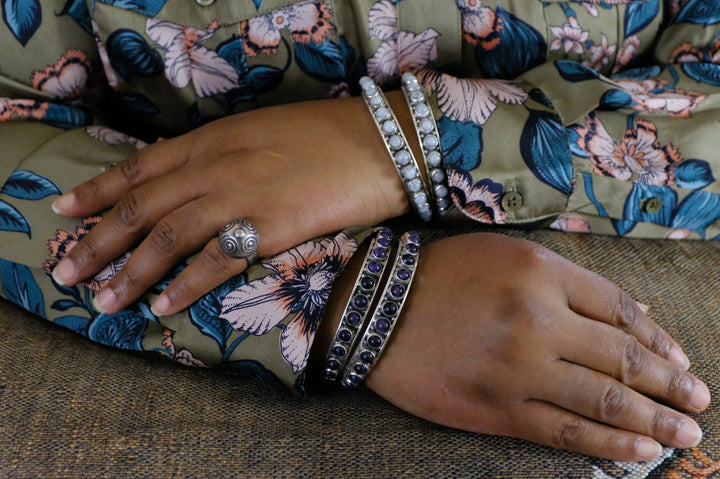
[621,337,646,382]
[667,368,693,400]
[120,152,143,186]
[612,290,637,331]
[552,418,584,450]
[115,267,139,293]
[74,236,100,262]
[165,275,192,304]
[115,192,142,228]
[149,221,179,255]
[649,329,671,358]
[650,409,671,437]
[598,383,627,421]
[84,178,104,202]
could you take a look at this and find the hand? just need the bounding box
[319,233,710,461]
[49,94,415,315]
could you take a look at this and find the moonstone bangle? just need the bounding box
[341,231,421,389]
[321,227,393,383]
[359,76,433,222]
[400,72,451,217]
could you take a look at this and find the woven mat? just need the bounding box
[1,227,718,478]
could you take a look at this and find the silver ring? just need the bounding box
[218,218,259,263]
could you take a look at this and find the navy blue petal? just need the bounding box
[682,63,720,86]
[120,93,160,117]
[611,219,637,236]
[42,104,91,129]
[675,159,715,190]
[217,35,248,76]
[611,66,662,81]
[52,299,80,312]
[189,274,247,352]
[567,128,589,159]
[671,190,720,233]
[624,0,660,37]
[520,110,574,196]
[598,89,633,110]
[581,172,608,216]
[220,360,290,393]
[474,6,546,79]
[253,0,263,9]
[56,0,92,34]
[88,310,148,350]
[95,0,167,16]
[294,40,346,83]
[554,60,599,82]
[528,88,554,109]
[248,65,284,94]
[0,200,31,238]
[438,116,483,171]
[54,315,91,335]
[1,170,61,200]
[2,0,41,46]
[106,29,164,80]
[673,0,720,25]
[622,183,677,226]
[0,259,45,318]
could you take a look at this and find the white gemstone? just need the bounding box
[427,151,442,166]
[401,72,416,83]
[414,102,430,117]
[395,150,411,166]
[406,80,420,91]
[374,107,390,120]
[435,185,449,197]
[359,76,374,89]
[402,165,417,179]
[389,135,404,149]
[413,192,428,205]
[423,134,439,149]
[369,94,383,107]
[431,169,445,183]
[419,119,433,133]
[408,179,422,192]
[382,120,398,134]
[438,197,451,208]
[418,203,431,213]
[363,84,378,96]
[410,90,423,101]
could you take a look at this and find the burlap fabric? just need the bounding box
[1,226,718,478]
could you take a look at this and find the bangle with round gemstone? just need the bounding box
[341,231,421,389]
[400,72,451,217]
[359,76,433,222]
[321,227,394,383]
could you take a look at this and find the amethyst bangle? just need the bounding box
[341,231,421,389]
[322,228,394,383]
[359,76,433,222]
[400,72,451,217]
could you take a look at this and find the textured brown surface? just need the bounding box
[1,227,718,478]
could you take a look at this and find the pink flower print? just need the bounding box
[613,35,640,73]
[368,0,397,41]
[668,43,703,64]
[572,114,683,186]
[550,17,589,55]
[328,82,350,98]
[670,0,690,17]
[0,98,49,122]
[666,228,691,240]
[583,34,617,71]
[458,0,503,50]
[241,1,334,56]
[448,170,506,224]
[30,49,91,99]
[146,18,239,97]
[86,126,149,149]
[219,233,358,373]
[92,20,119,89]
[161,328,208,367]
[614,79,706,118]
[581,4,599,17]
[550,215,591,234]
[367,28,439,84]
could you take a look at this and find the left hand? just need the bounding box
[50,95,412,315]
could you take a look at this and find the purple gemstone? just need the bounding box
[353,295,368,309]
[368,261,382,274]
[323,370,337,381]
[360,276,375,290]
[344,378,358,389]
[375,317,391,333]
[379,228,392,239]
[360,351,375,364]
[405,243,419,254]
[333,346,346,357]
[377,237,390,248]
[338,329,352,342]
[349,374,363,385]
[397,268,411,281]
[328,359,341,370]
[390,284,405,298]
[402,254,416,266]
[346,311,361,326]
[408,231,420,243]
[368,335,382,349]
[354,364,369,375]
[382,302,397,316]
[373,247,387,259]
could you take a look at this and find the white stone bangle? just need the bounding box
[359,76,433,222]
[401,72,451,217]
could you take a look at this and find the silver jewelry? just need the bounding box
[401,72,451,217]
[359,76,433,222]
[218,218,259,263]
[342,231,421,388]
[322,228,394,383]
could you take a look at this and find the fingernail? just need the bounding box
[668,346,691,371]
[52,259,76,286]
[151,295,170,317]
[690,383,711,412]
[635,438,662,461]
[93,288,116,315]
[636,302,649,314]
[51,193,75,214]
[675,420,702,448]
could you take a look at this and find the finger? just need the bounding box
[517,400,664,462]
[559,314,710,413]
[561,265,689,370]
[535,360,703,449]
[51,137,191,217]
[150,237,250,317]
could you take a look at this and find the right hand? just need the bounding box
[356,233,709,461]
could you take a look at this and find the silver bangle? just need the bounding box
[341,231,421,388]
[321,228,394,383]
[359,76,433,222]
[400,72,452,217]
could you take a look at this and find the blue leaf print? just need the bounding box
[106,29,164,80]
[0,259,45,318]
[120,93,160,117]
[554,60,600,82]
[88,310,148,350]
[520,110,574,196]
[0,200,31,237]
[437,116,483,171]
[56,0,92,34]
[676,160,715,190]
[474,6,546,79]
[623,183,677,226]
[671,190,720,234]
[682,63,720,86]
[217,35,249,76]
[253,0,263,9]
[528,88,554,109]
[294,40,346,83]
[55,315,91,335]
[598,89,633,110]
[52,299,80,312]
[220,360,289,393]
[612,218,637,236]
[673,0,720,25]
[248,65,284,94]
[189,274,247,352]
[43,104,91,129]
[611,66,662,81]
[581,172,608,216]
[1,170,61,200]
[2,0,41,46]
[624,0,660,37]
[567,128,589,159]
[95,0,167,16]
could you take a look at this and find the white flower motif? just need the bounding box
[550,17,589,55]
[583,34,617,71]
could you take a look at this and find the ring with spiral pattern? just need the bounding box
[218,218,259,263]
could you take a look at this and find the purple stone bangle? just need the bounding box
[341,231,421,389]
[359,76,433,222]
[322,228,394,383]
[400,72,451,217]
